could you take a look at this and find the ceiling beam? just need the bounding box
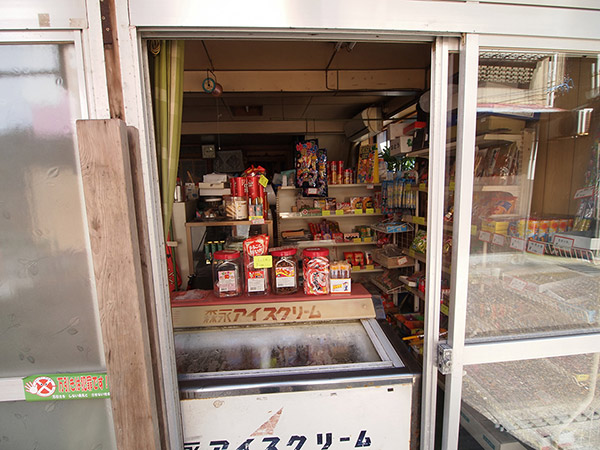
[184,69,426,93]
[181,119,346,135]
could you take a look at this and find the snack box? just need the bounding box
[343,232,360,242]
[481,219,509,234]
[395,313,424,335]
[330,278,352,294]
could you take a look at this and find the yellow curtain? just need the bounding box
[151,40,185,240]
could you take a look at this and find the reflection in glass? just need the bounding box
[462,354,600,449]
[0,399,116,449]
[0,44,116,448]
[466,52,600,339]
[0,44,106,376]
[175,321,383,374]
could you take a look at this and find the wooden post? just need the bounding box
[126,126,170,449]
[77,119,160,450]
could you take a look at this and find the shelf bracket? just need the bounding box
[437,342,453,375]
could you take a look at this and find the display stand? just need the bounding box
[185,219,274,275]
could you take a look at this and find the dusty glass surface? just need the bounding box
[0,42,115,449]
[0,44,106,376]
[0,399,116,449]
[465,52,600,339]
[175,321,382,374]
[462,354,600,450]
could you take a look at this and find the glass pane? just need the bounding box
[461,353,600,450]
[0,43,116,449]
[0,44,106,375]
[0,399,116,448]
[175,321,382,374]
[466,51,600,339]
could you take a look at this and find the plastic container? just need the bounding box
[303,247,330,295]
[270,247,298,295]
[224,195,248,220]
[243,235,270,296]
[212,250,243,298]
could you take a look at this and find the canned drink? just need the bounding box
[246,176,260,199]
[344,169,353,184]
[337,161,344,181]
[330,161,337,184]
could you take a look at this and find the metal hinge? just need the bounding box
[438,342,452,375]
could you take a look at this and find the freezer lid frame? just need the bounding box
[175,318,405,382]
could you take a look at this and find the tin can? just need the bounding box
[337,161,344,182]
[329,161,337,184]
[230,177,246,197]
[246,176,260,199]
[344,169,353,184]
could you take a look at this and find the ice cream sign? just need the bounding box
[22,372,109,402]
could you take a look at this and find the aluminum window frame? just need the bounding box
[441,33,600,450]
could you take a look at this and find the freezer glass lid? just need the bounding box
[175,320,384,375]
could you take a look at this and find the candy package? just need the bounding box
[295,139,328,197]
[410,230,427,254]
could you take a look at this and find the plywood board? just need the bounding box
[77,119,160,450]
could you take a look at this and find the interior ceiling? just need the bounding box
[181,40,431,133]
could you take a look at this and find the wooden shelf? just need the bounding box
[405,132,522,158]
[279,211,383,219]
[402,248,451,274]
[402,215,427,226]
[278,183,380,190]
[186,219,273,228]
[185,220,274,275]
[294,239,377,248]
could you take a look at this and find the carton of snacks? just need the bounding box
[330,261,352,293]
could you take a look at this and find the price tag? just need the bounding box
[440,304,449,316]
[375,208,382,214]
[553,236,574,249]
[253,255,273,269]
[492,233,506,246]
[471,225,478,236]
[574,186,594,199]
[366,264,375,271]
[322,210,331,216]
[526,240,545,255]
[363,237,373,243]
[336,210,344,215]
[419,183,427,191]
[509,237,526,251]
[258,175,269,187]
[353,238,362,243]
[250,216,265,224]
[365,208,375,215]
[478,230,492,243]
[408,249,416,258]
[449,181,455,191]
[396,256,408,266]
[354,209,363,215]
[414,216,426,225]
[367,184,374,190]
[509,277,527,291]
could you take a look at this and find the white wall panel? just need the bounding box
[128,0,600,41]
[0,0,86,29]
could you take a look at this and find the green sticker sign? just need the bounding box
[23,372,109,402]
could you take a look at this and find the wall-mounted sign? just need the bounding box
[23,372,109,402]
